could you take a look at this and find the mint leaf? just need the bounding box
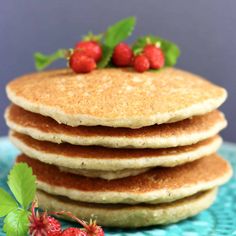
[8,163,36,210]
[98,45,113,68]
[104,17,136,47]
[34,49,67,71]
[3,209,30,236]
[0,189,18,217]
[132,35,180,66]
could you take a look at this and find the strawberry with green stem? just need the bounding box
[75,32,103,63]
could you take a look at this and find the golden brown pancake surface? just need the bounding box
[6,68,227,128]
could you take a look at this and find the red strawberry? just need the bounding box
[75,41,102,62]
[85,221,104,236]
[61,227,87,236]
[53,211,104,236]
[46,216,62,236]
[69,51,96,73]
[29,202,62,236]
[112,43,133,67]
[143,44,165,69]
[133,55,150,72]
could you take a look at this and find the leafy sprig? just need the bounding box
[34,17,136,71]
[34,49,67,71]
[34,16,180,72]
[98,16,136,68]
[0,163,36,236]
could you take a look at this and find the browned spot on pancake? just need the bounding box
[12,131,219,159]
[7,104,225,138]
[17,154,231,193]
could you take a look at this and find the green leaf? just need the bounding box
[34,49,67,71]
[104,16,136,47]
[132,37,147,53]
[8,163,36,210]
[158,37,180,66]
[132,35,181,67]
[3,209,30,236]
[0,189,18,217]
[97,45,114,68]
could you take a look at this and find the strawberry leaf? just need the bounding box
[34,49,67,71]
[132,35,180,66]
[3,209,30,236]
[104,16,136,47]
[0,189,18,217]
[97,45,113,68]
[158,37,180,66]
[8,163,36,210]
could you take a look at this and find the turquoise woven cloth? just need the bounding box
[0,137,236,236]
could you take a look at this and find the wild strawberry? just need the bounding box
[143,44,165,69]
[69,51,96,73]
[46,216,62,236]
[61,227,87,236]
[29,202,62,236]
[75,41,102,62]
[85,222,104,236]
[112,43,133,67]
[53,211,104,236]
[133,55,150,72]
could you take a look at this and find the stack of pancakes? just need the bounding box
[5,68,232,228]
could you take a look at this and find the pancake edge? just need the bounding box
[10,132,222,171]
[6,86,227,128]
[5,107,227,148]
[37,188,217,228]
[36,165,232,204]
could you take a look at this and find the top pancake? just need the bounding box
[6,68,227,128]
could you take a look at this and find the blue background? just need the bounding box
[1,0,236,141]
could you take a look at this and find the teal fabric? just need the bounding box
[0,137,236,236]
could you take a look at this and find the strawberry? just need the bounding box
[143,44,165,69]
[85,221,104,236]
[69,51,96,73]
[61,227,87,236]
[133,54,150,72]
[112,43,133,67]
[53,211,104,236]
[29,202,62,236]
[75,41,102,62]
[46,216,62,236]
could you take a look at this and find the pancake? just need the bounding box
[17,154,232,204]
[58,167,150,180]
[10,131,222,172]
[37,188,217,228]
[6,68,227,128]
[5,105,227,149]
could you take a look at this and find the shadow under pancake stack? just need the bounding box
[5,68,232,228]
